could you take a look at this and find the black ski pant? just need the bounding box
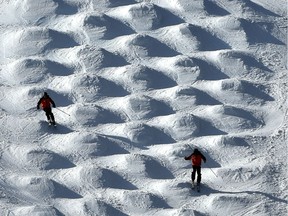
[43,108,55,123]
[191,165,201,184]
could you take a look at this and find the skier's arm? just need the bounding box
[201,153,206,163]
[184,153,193,160]
[50,98,56,108]
[37,98,42,109]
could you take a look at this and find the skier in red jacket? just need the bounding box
[37,92,56,125]
[185,148,206,188]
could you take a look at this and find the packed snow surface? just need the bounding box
[0,0,287,215]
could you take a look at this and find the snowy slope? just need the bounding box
[0,0,287,215]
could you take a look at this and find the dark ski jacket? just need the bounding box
[185,149,206,167]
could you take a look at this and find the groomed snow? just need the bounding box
[0,0,287,215]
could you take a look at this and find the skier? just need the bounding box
[185,148,206,190]
[37,92,56,125]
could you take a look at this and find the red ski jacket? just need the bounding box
[37,97,55,109]
[185,151,206,167]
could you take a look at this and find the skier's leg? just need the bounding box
[45,108,55,124]
[196,166,201,184]
[191,166,196,182]
[44,109,51,121]
[50,112,55,123]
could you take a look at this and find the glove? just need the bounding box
[53,105,56,108]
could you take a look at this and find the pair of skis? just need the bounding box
[192,182,200,192]
[48,120,56,127]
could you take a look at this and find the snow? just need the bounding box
[0,0,287,215]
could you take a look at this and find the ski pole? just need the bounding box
[186,144,195,151]
[55,107,70,116]
[203,163,219,178]
[199,145,220,178]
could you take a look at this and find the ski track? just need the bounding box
[0,0,287,215]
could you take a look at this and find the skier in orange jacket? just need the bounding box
[185,148,206,187]
[37,92,56,125]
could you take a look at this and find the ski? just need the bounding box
[191,182,200,192]
[191,181,195,189]
[48,120,56,127]
[196,184,200,192]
